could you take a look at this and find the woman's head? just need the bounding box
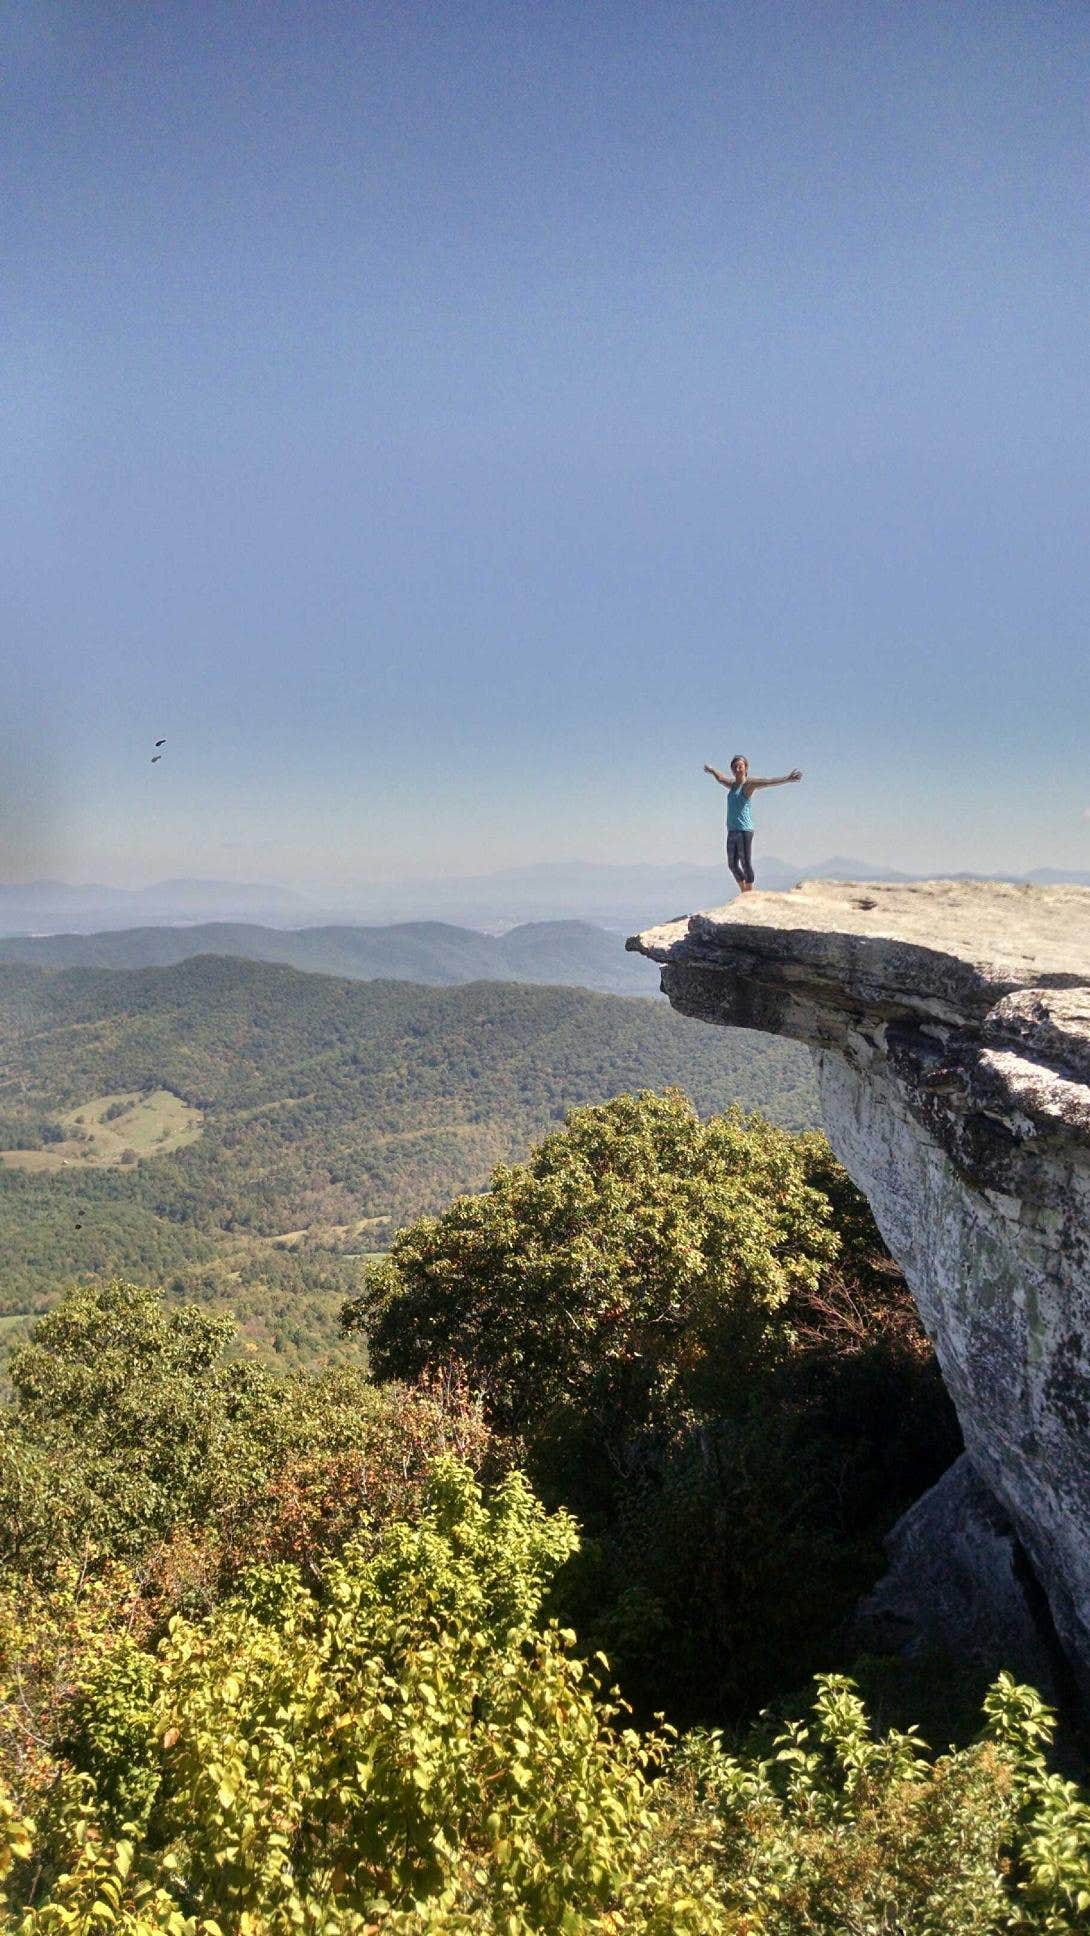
[730,754,748,780]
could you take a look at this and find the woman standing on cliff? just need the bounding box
[704,754,803,892]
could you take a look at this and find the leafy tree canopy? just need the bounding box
[350,1091,839,1448]
[0,1283,494,1582]
[3,1283,278,1565]
[347,1096,963,1720]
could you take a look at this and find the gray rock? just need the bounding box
[856,1455,1059,1697]
[629,881,1090,1690]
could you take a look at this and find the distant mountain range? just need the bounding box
[0,919,660,997]
[2,860,1087,938]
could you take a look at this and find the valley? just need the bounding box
[0,955,817,1371]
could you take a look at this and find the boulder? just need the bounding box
[854,1453,1061,1698]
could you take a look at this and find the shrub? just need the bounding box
[3,1287,497,1585]
[5,1461,726,1933]
[4,1468,1089,1933]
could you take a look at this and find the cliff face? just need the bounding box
[629,881,1090,1683]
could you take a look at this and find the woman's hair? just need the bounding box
[730,753,747,767]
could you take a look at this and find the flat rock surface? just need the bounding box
[632,880,1090,985]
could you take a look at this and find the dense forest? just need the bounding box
[0,959,815,1366]
[0,1097,1087,1930]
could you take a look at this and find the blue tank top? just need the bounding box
[726,784,753,832]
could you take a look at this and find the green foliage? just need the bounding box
[0,1285,496,1589]
[351,1096,960,1720]
[0,1560,144,1813]
[0,958,816,1366]
[3,1467,1089,1932]
[3,1283,277,1563]
[670,1671,1090,1934]
[62,1640,159,1836]
[354,1091,837,1444]
[3,1461,725,1933]
[983,1675,1090,1931]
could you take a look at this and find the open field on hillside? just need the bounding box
[0,1088,204,1172]
[273,1215,390,1250]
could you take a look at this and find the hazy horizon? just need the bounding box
[7,1,1090,886]
[3,850,1087,899]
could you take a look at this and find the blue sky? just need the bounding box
[5,0,1089,886]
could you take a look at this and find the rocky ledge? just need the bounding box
[629,881,1090,1689]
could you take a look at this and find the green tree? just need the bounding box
[4,1282,277,1562]
[347,1095,960,1722]
[348,1091,838,1455]
[1,1285,497,1589]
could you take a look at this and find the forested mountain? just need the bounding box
[0,917,659,995]
[0,957,816,1364]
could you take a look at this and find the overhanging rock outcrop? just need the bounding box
[629,881,1090,1685]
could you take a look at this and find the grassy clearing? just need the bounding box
[0,1089,204,1172]
[272,1214,391,1251]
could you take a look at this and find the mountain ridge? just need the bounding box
[0,919,659,997]
[5,859,1088,937]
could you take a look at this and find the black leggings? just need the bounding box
[727,829,754,886]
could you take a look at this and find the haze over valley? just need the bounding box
[4,855,1088,942]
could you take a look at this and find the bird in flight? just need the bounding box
[151,755,162,763]
[155,738,166,747]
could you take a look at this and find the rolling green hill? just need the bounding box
[0,917,660,995]
[0,957,817,1366]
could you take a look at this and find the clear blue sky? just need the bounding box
[5,0,1089,885]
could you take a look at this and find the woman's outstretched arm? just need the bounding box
[746,769,803,791]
